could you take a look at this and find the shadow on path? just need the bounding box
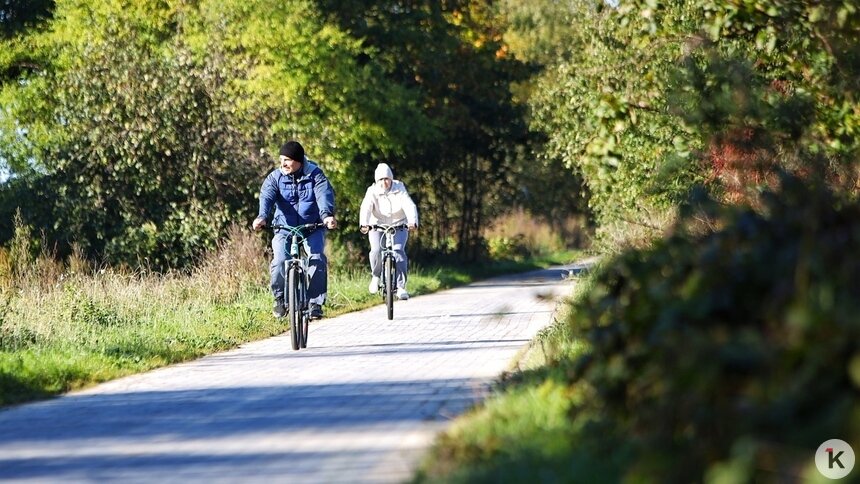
[0,378,485,445]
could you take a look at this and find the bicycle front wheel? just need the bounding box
[288,265,301,351]
[299,278,309,349]
[300,312,309,348]
[384,255,395,320]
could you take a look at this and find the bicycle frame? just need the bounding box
[370,224,407,320]
[272,223,324,350]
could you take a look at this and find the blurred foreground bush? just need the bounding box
[568,174,860,481]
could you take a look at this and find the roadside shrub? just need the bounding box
[484,210,589,260]
[567,174,860,481]
[67,292,126,329]
[487,235,531,260]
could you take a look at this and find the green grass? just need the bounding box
[0,281,283,405]
[0,244,582,407]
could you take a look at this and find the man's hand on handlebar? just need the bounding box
[254,218,334,231]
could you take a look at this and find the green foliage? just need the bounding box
[65,284,127,328]
[0,299,40,351]
[563,175,860,480]
[188,0,445,259]
[641,0,860,207]
[497,0,583,67]
[696,0,860,168]
[7,210,38,279]
[193,0,434,162]
[0,1,260,268]
[486,235,530,260]
[0,0,547,265]
[526,0,860,243]
[528,1,705,240]
[483,210,588,261]
[314,0,537,258]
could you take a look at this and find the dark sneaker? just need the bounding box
[272,299,286,318]
[309,304,323,320]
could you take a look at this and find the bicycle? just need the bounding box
[368,224,408,320]
[271,222,325,350]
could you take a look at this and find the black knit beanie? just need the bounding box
[279,141,305,162]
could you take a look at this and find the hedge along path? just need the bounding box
[0,264,581,483]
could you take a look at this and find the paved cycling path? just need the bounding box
[0,263,587,483]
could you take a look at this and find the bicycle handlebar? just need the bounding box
[368,224,409,232]
[268,222,327,236]
[270,222,326,230]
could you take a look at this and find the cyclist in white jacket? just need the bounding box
[359,163,419,299]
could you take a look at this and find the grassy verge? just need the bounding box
[0,230,581,407]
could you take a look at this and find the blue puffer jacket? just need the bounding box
[257,160,336,227]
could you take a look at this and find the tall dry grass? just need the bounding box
[1,223,266,326]
[191,224,269,302]
[483,209,590,260]
[593,209,677,254]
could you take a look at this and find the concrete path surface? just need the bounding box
[0,264,583,483]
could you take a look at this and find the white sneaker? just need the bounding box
[396,288,409,300]
[368,276,380,294]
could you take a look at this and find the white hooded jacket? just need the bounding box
[359,180,419,226]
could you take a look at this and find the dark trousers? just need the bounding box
[270,229,327,305]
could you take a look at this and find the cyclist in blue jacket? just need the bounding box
[252,140,337,319]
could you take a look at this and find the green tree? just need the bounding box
[528,1,705,244]
[1,0,560,265]
[497,0,584,67]
[0,0,443,267]
[0,0,261,268]
[527,0,860,239]
[692,0,860,172]
[494,0,592,234]
[315,0,534,258]
[187,0,437,254]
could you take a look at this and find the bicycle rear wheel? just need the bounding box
[288,265,301,351]
[384,255,395,320]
